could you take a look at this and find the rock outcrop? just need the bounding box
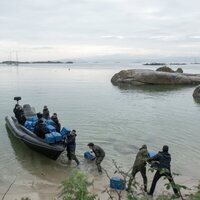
[111,69,200,85]
[176,68,183,73]
[193,85,200,99]
[156,66,174,73]
[156,66,183,73]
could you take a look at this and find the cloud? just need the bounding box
[31,46,55,50]
[1,0,200,60]
[179,44,200,48]
[100,35,125,40]
[149,35,185,41]
[189,36,200,39]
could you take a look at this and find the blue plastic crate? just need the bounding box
[45,133,55,144]
[60,127,71,138]
[47,124,56,132]
[148,151,157,158]
[24,121,33,128]
[46,119,55,126]
[32,120,37,127]
[110,177,125,190]
[51,132,62,142]
[84,151,96,160]
[26,116,38,122]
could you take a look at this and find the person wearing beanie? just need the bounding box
[147,145,179,197]
[87,143,105,173]
[127,144,148,192]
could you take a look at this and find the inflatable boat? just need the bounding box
[5,116,66,160]
[5,97,67,160]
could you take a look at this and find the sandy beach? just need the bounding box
[1,163,199,200]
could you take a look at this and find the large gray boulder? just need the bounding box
[193,85,200,99]
[111,69,200,85]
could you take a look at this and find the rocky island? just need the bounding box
[111,67,200,85]
[0,60,74,65]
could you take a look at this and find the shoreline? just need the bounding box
[1,166,199,200]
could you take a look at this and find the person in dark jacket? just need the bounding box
[147,145,179,197]
[13,104,26,125]
[34,118,47,139]
[37,112,43,119]
[88,143,105,173]
[66,130,79,165]
[18,113,26,126]
[51,113,61,132]
[42,105,50,119]
[127,144,148,192]
[13,104,20,118]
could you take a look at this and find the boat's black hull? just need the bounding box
[5,116,65,160]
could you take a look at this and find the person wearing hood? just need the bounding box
[147,145,179,197]
[127,144,148,192]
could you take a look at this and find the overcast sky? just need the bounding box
[0,0,200,61]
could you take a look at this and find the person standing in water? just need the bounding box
[66,130,80,166]
[87,143,105,173]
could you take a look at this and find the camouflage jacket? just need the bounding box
[133,145,148,167]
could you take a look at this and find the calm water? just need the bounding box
[1,63,200,187]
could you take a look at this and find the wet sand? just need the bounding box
[1,161,199,200]
[0,178,59,200]
[1,146,199,199]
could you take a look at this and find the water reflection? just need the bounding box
[6,126,48,161]
[6,126,69,182]
[193,97,200,104]
[113,83,194,93]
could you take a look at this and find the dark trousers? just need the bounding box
[96,156,104,172]
[149,170,178,195]
[128,165,147,191]
[67,147,79,165]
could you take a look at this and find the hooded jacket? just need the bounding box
[148,151,171,170]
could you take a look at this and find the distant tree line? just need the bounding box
[0,61,74,64]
